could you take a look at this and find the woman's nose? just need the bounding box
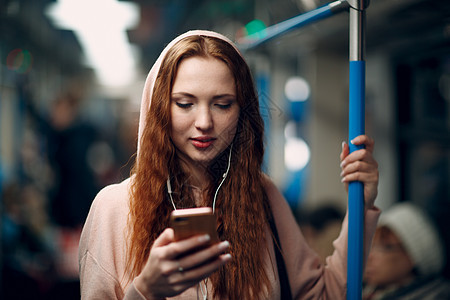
[194,107,213,131]
[366,246,382,264]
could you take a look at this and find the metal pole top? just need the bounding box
[347,0,370,11]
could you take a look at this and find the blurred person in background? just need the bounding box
[363,202,450,300]
[79,30,380,299]
[295,203,345,264]
[46,91,100,229]
[23,83,103,298]
[24,83,101,229]
[1,182,56,300]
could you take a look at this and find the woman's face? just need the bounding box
[364,228,415,287]
[170,56,240,169]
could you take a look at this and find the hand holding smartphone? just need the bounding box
[170,207,219,244]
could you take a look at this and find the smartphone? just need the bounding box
[170,207,219,244]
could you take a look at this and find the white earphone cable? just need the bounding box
[167,143,233,213]
[167,177,177,210]
[212,143,232,214]
[167,145,232,300]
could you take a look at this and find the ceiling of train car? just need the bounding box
[1,0,449,84]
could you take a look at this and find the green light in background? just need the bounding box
[6,49,33,73]
[244,19,267,38]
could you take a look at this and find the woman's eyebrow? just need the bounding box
[171,92,236,100]
[212,94,236,100]
[171,92,196,98]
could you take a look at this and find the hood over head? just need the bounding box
[136,30,242,156]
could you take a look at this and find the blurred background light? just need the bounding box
[244,19,267,38]
[6,49,33,73]
[45,0,140,88]
[284,120,298,138]
[284,136,310,171]
[285,76,310,102]
[295,0,319,12]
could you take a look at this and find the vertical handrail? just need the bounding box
[347,1,368,299]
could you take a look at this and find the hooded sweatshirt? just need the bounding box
[78,30,380,300]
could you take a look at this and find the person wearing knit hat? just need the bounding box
[363,202,450,300]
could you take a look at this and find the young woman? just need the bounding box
[79,30,380,299]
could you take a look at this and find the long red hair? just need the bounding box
[126,35,271,299]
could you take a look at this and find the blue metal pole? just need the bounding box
[347,1,368,299]
[238,0,348,50]
[347,60,365,300]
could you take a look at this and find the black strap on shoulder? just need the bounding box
[269,216,293,300]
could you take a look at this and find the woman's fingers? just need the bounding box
[164,242,232,291]
[339,135,379,209]
[350,135,375,152]
[340,141,350,162]
[153,228,175,247]
[176,240,230,272]
[137,233,231,299]
[340,160,377,180]
[341,167,378,183]
[166,253,232,295]
[160,237,231,276]
[341,148,378,172]
[163,234,212,260]
[341,136,376,169]
[171,252,232,286]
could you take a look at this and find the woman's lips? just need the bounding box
[191,137,215,148]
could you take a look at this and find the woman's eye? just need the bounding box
[175,102,192,109]
[215,103,232,109]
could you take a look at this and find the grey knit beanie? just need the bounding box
[378,202,445,277]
